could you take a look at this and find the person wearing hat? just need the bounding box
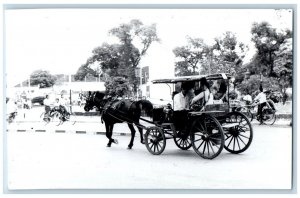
[190,77,211,110]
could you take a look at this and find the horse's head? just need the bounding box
[84,95,95,112]
[84,91,106,112]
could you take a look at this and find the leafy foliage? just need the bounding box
[75,19,159,96]
[104,77,130,97]
[30,70,57,88]
[173,37,208,76]
[250,21,292,78]
[174,32,247,77]
[237,75,280,99]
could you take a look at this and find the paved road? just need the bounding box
[5,123,292,191]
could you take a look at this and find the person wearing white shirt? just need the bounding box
[254,85,267,124]
[43,95,51,115]
[173,81,195,132]
[242,89,252,105]
[173,82,195,111]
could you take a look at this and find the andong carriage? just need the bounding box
[144,73,253,159]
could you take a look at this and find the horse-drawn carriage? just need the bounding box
[84,73,253,160]
[144,73,253,159]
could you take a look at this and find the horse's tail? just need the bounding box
[136,99,153,117]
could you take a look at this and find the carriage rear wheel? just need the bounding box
[145,126,166,155]
[223,112,253,154]
[190,114,224,159]
[173,132,192,150]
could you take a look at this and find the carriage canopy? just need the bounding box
[152,73,231,84]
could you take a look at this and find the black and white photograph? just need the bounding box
[3,4,294,192]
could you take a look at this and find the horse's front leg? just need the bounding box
[127,123,136,149]
[106,123,118,147]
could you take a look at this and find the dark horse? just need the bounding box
[84,92,153,149]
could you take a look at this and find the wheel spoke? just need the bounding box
[157,142,162,149]
[236,137,241,150]
[208,141,216,154]
[179,139,183,146]
[233,137,236,151]
[225,133,233,141]
[207,141,210,156]
[197,139,205,150]
[202,141,207,155]
[150,143,154,150]
[238,133,250,139]
[194,137,202,143]
[237,135,247,146]
[226,135,234,147]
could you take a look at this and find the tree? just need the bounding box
[74,63,98,81]
[173,32,247,78]
[237,74,280,98]
[78,19,159,95]
[240,22,293,101]
[30,70,57,88]
[105,76,131,97]
[109,19,160,91]
[203,31,247,76]
[250,21,292,77]
[173,37,208,76]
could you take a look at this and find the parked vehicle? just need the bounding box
[31,96,45,105]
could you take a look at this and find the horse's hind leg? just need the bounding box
[127,123,136,149]
[137,123,144,144]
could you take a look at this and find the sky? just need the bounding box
[4,8,293,87]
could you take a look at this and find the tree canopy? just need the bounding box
[174,32,247,77]
[30,70,57,88]
[75,19,159,97]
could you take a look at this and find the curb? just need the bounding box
[73,112,100,116]
[73,111,292,119]
[6,129,133,136]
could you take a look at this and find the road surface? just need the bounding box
[5,122,292,191]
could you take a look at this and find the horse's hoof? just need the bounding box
[127,146,132,149]
[141,140,145,144]
[107,144,111,147]
[113,139,118,144]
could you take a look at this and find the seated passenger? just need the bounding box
[190,78,210,110]
[173,81,195,111]
[173,81,195,131]
[206,86,221,105]
[214,79,228,102]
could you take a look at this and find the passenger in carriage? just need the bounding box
[173,81,195,131]
[190,78,211,110]
[173,81,195,111]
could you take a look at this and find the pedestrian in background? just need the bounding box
[254,84,267,125]
[43,95,51,118]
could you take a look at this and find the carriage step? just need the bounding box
[222,123,239,128]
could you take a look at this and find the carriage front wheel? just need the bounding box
[190,114,224,159]
[145,126,166,155]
